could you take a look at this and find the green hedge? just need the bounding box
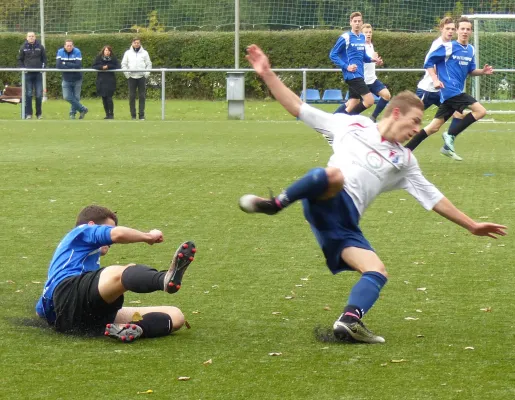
[0,31,436,100]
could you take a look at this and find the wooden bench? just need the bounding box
[0,86,22,105]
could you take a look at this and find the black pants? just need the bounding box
[102,96,114,117]
[128,77,146,118]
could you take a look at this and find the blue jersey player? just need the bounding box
[406,17,493,160]
[36,205,196,342]
[330,12,382,116]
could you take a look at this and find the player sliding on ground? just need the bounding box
[239,44,507,344]
[36,205,196,342]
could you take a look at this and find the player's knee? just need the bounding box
[371,262,388,278]
[382,92,391,101]
[164,306,185,331]
[474,106,487,119]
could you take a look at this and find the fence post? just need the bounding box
[21,71,26,119]
[161,69,166,120]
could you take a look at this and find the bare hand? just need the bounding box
[347,64,357,72]
[483,64,493,75]
[374,56,383,66]
[433,79,444,89]
[469,222,507,239]
[146,229,164,244]
[103,65,108,70]
[246,44,271,77]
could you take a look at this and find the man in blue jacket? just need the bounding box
[17,32,47,119]
[56,39,88,119]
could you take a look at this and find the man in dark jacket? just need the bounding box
[17,32,47,119]
[56,39,88,119]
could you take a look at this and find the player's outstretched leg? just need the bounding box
[441,131,463,161]
[239,194,283,215]
[104,323,143,343]
[164,241,196,293]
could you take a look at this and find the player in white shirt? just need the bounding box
[362,24,391,122]
[239,44,507,344]
[411,17,465,159]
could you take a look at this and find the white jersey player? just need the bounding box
[362,24,391,122]
[239,44,507,345]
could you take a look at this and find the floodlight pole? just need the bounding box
[235,0,240,69]
[40,0,47,102]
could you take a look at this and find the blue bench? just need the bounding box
[322,89,344,103]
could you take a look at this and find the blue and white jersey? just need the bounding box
[330,31,372,81]
[56,47,83,81]
[363,42,377,85]
[424,41,476,102]
[36,224,114,322]
[417,37,444,92]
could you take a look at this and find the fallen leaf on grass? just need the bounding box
[137,389,153,394]
[323,306,331,311]
[391,359,408,363]
[272,312,282,315]
[178,377,190,381]
[380,363,388,367]
[480,307,492,312]
[184,321,191,329]
[415,309,422,313]
[31,281,41,284]
[15,290,23,293]
[464,347,475,350]
[416,335,425,338]
[129,300,142,304]
[268,352,282,356]
[203,359,213,366]
[6,280,15,284]
[404,317,419,321]
[192,310,201,314]
[416,287,427,291]
[284,296,294,300]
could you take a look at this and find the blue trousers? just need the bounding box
[25,72,43,117]
[62,79,85,115]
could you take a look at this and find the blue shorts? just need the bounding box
[416,88,441,109]
[302,190,374,274]
[367,80,387,96]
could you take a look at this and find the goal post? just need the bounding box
[463,14,515,104]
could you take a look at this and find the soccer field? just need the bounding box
[1,101,515,399]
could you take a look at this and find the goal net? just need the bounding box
[463,14,515,103]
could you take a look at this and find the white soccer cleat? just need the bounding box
[440,147,463,161]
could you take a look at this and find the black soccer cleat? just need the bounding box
[239,194,282,215]
[105,323,143,343]
[164,241,196,293]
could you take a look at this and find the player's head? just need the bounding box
[26,32,36,44]
[381,91,424,142]
[349,12,363,32]
[76,205,118,227]
[439,17,455,42]
[64,39,74,52]
[361,24,373,42]
[456,17,472,43]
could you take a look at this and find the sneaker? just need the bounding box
[79,108,88,119]
[25,115,32,120]
[442,131,455,152]
[37,115,42,120]
[370,115,377,123]
[440,147,463,161]
[69,114,76,120]
[139,118,145,121]
[104,323,143,343]
[164,241,196,293]
[239,194,282,215]
[333,319,385,344]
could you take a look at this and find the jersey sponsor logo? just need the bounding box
[366,151,383,169]
[389,150,400,164]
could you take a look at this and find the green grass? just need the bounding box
[1,101,515,399]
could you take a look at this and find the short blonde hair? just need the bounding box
[350,12,362,21]
[439,17,454,28]
[362,23,372,31]
[382,91,424,118]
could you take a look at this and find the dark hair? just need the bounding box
[132,37,141,43]
[457,16,472,28]
[76,205,118,226]
[98,45,113,57]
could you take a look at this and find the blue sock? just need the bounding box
[372,98,389,118]
[448,117,461,135]
[277,167,329,207]
[333,104,348,114]
[346,271,388,317]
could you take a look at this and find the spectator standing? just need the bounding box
[121,38,152,120]
[56,39,88,119]
[92,45,120,119]
[17,32,47,119]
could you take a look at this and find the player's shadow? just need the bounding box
[6,316,104,337]
[313,325,362,344]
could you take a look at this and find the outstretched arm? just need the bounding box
[110,227,164,245]
[470,64,493,76]
[246,44,303,117]
[432,197,507,238]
